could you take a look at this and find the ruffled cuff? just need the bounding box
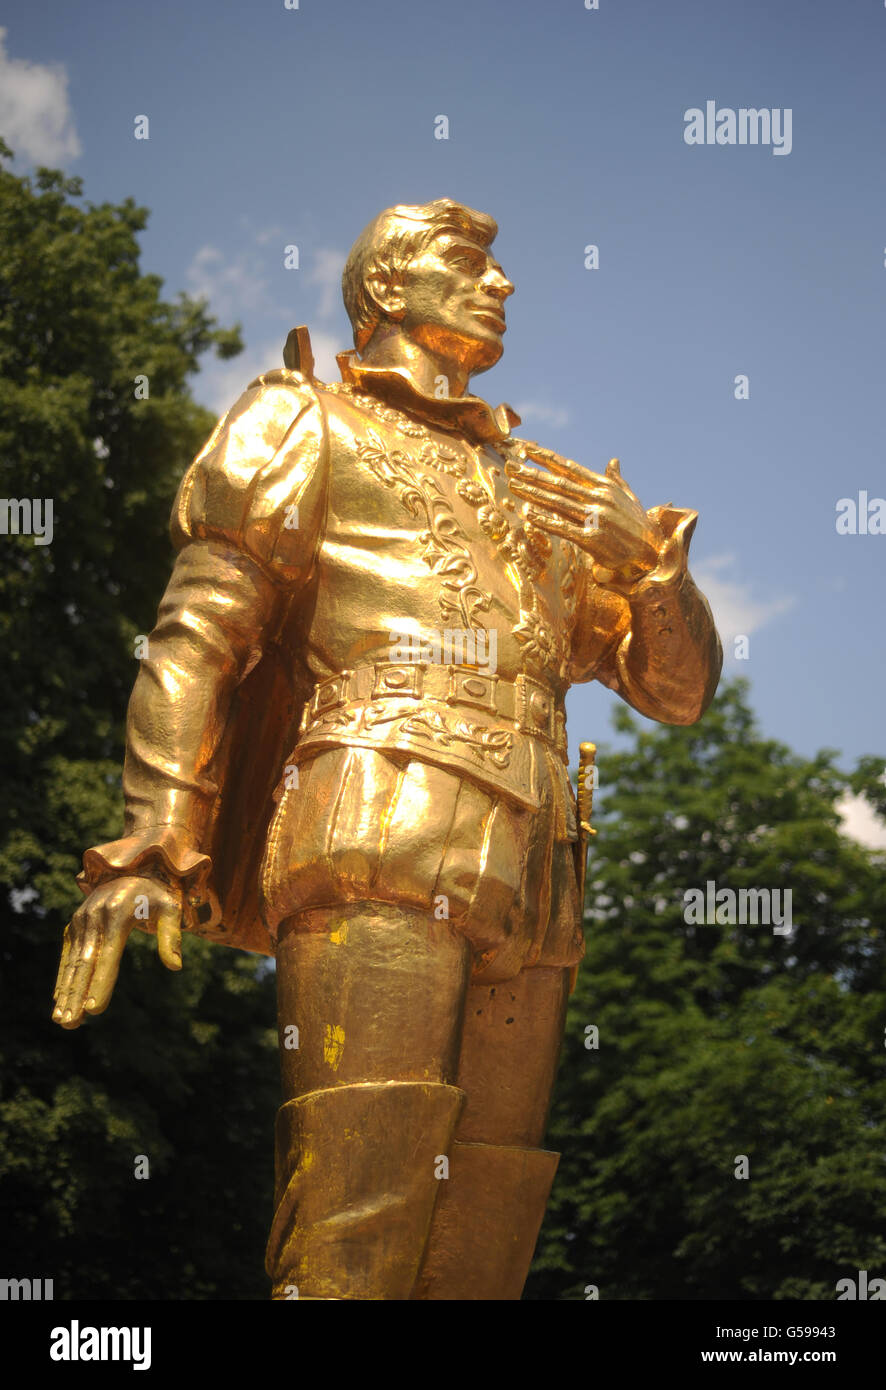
[77,825,221,932]
[611,505,721,724]
[591,506,697,599]
[635,505,697,590]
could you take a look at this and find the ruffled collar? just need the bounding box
[336,350,521,446]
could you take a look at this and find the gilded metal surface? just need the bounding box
[52,199,721,1299]
[575,739,597,940]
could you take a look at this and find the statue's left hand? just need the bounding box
[507,455,664,586]
[52,876,183,1029]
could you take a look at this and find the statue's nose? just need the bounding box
[482,266,514,299]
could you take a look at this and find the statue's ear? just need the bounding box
[283,325,315,379]
[365,270,405,319]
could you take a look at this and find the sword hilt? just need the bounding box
[570,741,598,995]
[578,741,597,838]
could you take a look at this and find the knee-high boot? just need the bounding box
[266,1080,465,1300]
[411,1139,560,1300]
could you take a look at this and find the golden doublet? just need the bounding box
[77,348,720,968]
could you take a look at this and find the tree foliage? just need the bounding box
[528,680,886,1300]
[0,143,279,1300]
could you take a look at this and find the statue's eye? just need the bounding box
[449,250,484,274]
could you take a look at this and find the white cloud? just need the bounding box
[836,791,886,851]
[193,329,345,416]
[185,240,351,338]
[0,28,81,165]
[513,400,572,429]
[192,336,290,416]
[308,247,347,321]
[254,224,284,247]
[186,241,280,320]
[308,329,345,382]
[691,553,794,657]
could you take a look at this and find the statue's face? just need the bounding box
[396,232,514,378]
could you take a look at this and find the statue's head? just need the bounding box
[342,198,514,377]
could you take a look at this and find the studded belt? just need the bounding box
[306,663,568,758]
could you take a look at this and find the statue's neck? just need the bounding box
[359,328,470,399]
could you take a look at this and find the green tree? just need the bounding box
[528,679,886,1300]
[0,141,281,1299]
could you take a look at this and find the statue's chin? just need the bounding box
[463,337,504,379]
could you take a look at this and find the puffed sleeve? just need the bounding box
[77,369,329,928]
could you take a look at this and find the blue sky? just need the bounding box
[2,0,884,835]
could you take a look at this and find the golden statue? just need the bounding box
[52,200,721,1300]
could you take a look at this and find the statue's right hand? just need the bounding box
[52,877,183,1030]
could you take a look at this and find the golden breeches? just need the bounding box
[262,745,584,982]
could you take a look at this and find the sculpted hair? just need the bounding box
[342,199,498,352]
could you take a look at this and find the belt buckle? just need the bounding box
[515,673,556,743]
[446,667,498,714]
[371,663,424,699]
[310,670,352,719]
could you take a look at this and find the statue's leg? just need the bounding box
[267,901,471,1301]
[262,746,575,1299]
[411,962,570,1300]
